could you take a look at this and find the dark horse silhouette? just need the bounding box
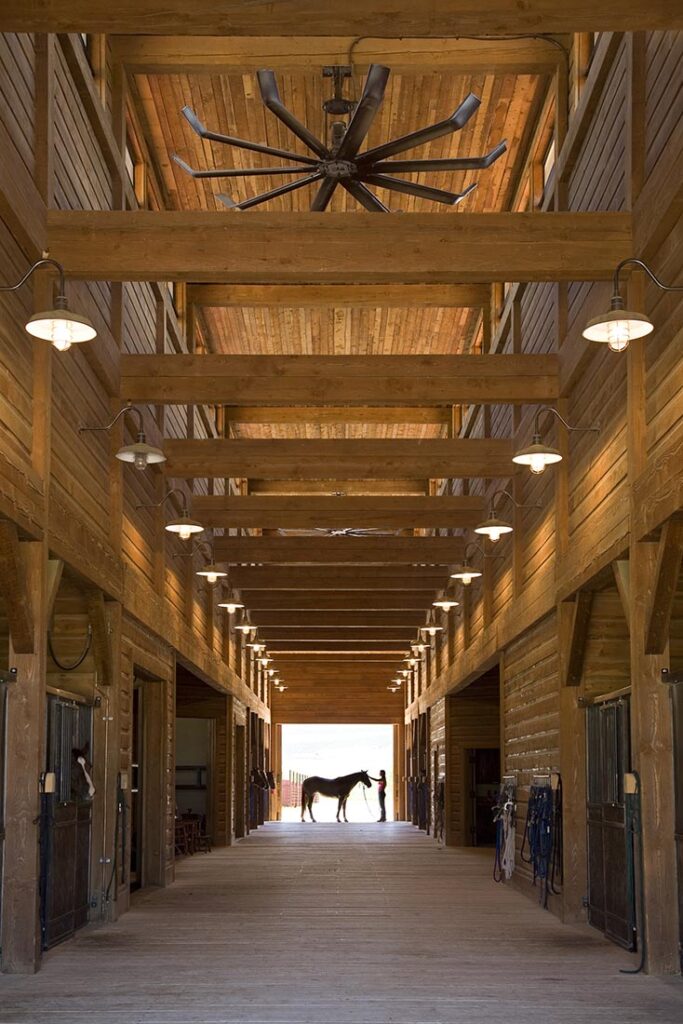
[301,770,371,823]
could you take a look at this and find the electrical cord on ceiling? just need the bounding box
[347,34,570,72]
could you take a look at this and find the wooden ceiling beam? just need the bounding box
[213,535,463,564]
[258,629,418,641]
[122,354,558,406]
[240,592,437,610]
[248,479,429,495]
[165,438,512,479]
[48,211,632,284]
[230,567,449,589]
[249,611,428,626]
[187,283,490,309]
[5,2,678,34]
[112,36,562,75]
[193,494,484,529]
[223,407,451,425]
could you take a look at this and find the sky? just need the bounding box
[281,723,394,822]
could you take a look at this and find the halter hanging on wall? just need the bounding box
[47,624,93,672]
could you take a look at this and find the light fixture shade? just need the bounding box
[474,514,513,543]
[218,601,244,613]
[411,643,428,653]
[582,308,653,351]
[433,599,459,611]
[196,563,228,584]
[236,624,257,634]
[247,641,265,651]
[420,624,443,636]
[165,513,204,539]
[25,307,97,349]
[450,563,482,585]
[391,677,403,684]
[512,438,563,475]
[116,440,166,470]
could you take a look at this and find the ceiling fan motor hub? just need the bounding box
[321,159,357,180]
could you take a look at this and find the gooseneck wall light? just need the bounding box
[582,257,683,352]
[137,487,204,540]
[450,542,484,585]
[0,257,97,350]
[80,405,166,470]
[474,489,541,542]
[512,406,600,475]
[193,541,228,585]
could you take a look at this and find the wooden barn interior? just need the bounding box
[0,4,682,1021]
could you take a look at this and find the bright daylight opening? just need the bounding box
[280,724,394,823]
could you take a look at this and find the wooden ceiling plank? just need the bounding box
[48,210,632,284]
[5,3,678,34]
[230,566,449,589]
[239,592,439,610]
[163,437,512,479]
[249,611,428,625]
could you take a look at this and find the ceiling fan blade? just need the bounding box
[335,64,391,161]
[371,141,507,174]
[173,154,320,179]
[217,171,323,210]
[181,106,319,166]
[357,92,481,164]
[310,177,338,212]
[257,69,329,159]
[361,174,477,206]
[341,180,390,212]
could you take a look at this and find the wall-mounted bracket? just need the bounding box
[0,667,18,685]
[661,668,683,686]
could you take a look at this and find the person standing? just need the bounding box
[370,770,387,822]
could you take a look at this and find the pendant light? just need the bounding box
[218,600,245,614]
[411,642,428,654]
[0,257,97,350]
[582,257,683,352]
[474,489,540,543]
[512,406,600,474]
[247,641,266,652]
[450,542,484,585]
[80,405,166,470]
[195,547,228,586]
[236,624,258,636]
[420,609,444,638]
[137,487,203,539]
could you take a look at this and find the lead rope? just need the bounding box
[493,782,516,882]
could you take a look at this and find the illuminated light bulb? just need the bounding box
[582,302,652,353]
[512,436,562,475]
[433,599,459,611]
[235,624,257,634]
[474,513,513,543]
[218,601,244,614]
[165,511,204,539]
[26,304,97,348]
[392,678,403,685]
[117,437,166,471]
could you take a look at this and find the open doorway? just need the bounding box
[281,724,393,822]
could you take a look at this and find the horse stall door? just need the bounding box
[669,677,683,971]
[467,748,499,846]
[0,673,9,931]
[586,698,636,950]
[40,696,93,949]
[130,683,144,891]
[234,724,246,839]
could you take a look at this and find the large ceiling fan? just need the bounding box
[173,64,506,212]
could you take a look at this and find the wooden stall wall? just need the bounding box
[429,698,446,839]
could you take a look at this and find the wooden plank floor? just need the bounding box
[1,822,682,1023]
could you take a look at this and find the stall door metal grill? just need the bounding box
[0,673,10,930]
[40,696,93,949]
[586,698,635,950]
[670,678,683,972]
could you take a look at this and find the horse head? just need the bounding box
[360,770,372,788]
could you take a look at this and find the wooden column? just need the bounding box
[0,540,47,973]
[627,280,678,971]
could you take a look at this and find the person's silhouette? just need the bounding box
[370,770,387,822]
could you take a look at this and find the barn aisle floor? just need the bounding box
[1,822,682,1024]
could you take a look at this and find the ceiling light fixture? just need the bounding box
[80,404,166,471]
[474,489,540,543]
[0,256,97,350]
[137,487,203,540]
[512,406,600,474]
[582,258,683,352]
